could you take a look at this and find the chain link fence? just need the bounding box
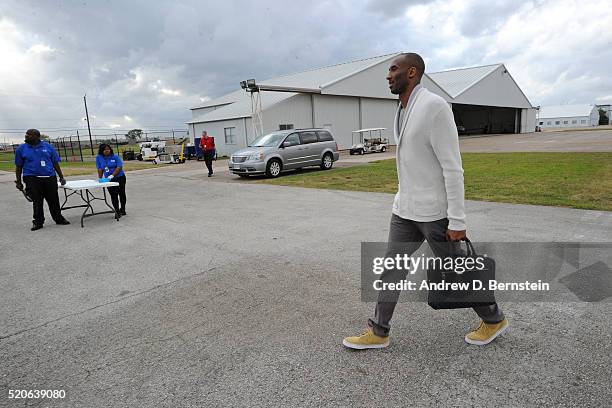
[0,130,188,167]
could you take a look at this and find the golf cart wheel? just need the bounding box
[381,146,386,152]
[266,159,282,178]
[349,150,354,155]
[359,149,364,155]
[320,153,333,170]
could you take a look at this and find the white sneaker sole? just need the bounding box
[342,339,389,350]
[464,322,509,346]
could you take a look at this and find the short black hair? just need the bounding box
[26,129,41,137]
[400,52,425,79]
[98,143,114,156]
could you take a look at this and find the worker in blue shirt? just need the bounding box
[96,143,127,216]
[14,129,70,231]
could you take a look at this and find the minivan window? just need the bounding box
[317,131,333,142]
[284,133,300,147]
[299,131,318,144]
[250,132,286,147]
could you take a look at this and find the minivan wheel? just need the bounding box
[266,159,282,178]
[321,153,333,170]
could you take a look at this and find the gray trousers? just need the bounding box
[368,214,505,336]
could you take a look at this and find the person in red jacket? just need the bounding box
[199,130,216,177]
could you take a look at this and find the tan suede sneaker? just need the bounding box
[465,319,509,345]
[343,328,390,350]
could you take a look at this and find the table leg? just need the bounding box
[61,188,69,210]
[80,190,94,228]
[102,188,119,221]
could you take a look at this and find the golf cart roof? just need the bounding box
[352,127,387,133]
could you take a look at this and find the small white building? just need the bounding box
[538,104,600,129]
[188,53,535,156]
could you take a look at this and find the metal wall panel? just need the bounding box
[360,98,398,144]
[262,94,314,134]
[313,95,360,149]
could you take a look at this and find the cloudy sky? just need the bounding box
[1,0,611,142]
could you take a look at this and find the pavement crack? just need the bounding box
[0,266,218,341]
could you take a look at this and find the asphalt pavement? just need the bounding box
[459,128,612,152]
[0,152,611,407]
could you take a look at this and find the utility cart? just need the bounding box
[137,141,166,161]
[349,128,388,155]
[153,143,186,164]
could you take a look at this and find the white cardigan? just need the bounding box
[392,87,467,231]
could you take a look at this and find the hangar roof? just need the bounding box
[427,64,501,98]
[257,53,397,91]
[191,53,398,110]
[538,104,597,119]
[189,54,532,123]
[187,92,297,124]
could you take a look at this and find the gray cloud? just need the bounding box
[365,0,435,19]
[458,0,526,37]
[2,0,395,139]
[0,0,610,142]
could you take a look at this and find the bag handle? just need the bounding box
[460,237,477,257]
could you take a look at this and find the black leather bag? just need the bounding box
[427,238,496,309]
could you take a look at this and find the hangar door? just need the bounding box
[452,104,520,135]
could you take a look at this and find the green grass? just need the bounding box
[0,159,166,176]
[261,153,612,211]
[0,151,17,164]
[0,144,164,175]
[0,144,141,161]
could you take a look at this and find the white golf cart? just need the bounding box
[137,141,166,161]
[349,128,388,155]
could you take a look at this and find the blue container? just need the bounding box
[184,145,196,160]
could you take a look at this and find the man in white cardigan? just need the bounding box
[343,53,508,349]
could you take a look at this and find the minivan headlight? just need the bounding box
[248,152,265,161]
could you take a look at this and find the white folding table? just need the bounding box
[58,179,120,228]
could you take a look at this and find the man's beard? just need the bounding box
[25,139,36,145]
[390,82,405,95]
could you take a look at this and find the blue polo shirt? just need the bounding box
[14,141,61,177]
[96,153,125,178]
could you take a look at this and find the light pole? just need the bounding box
[240,79,263,142]
[83,94,94,155]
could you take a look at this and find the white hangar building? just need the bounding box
[188,53,536,156]
[538,104,600,129]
